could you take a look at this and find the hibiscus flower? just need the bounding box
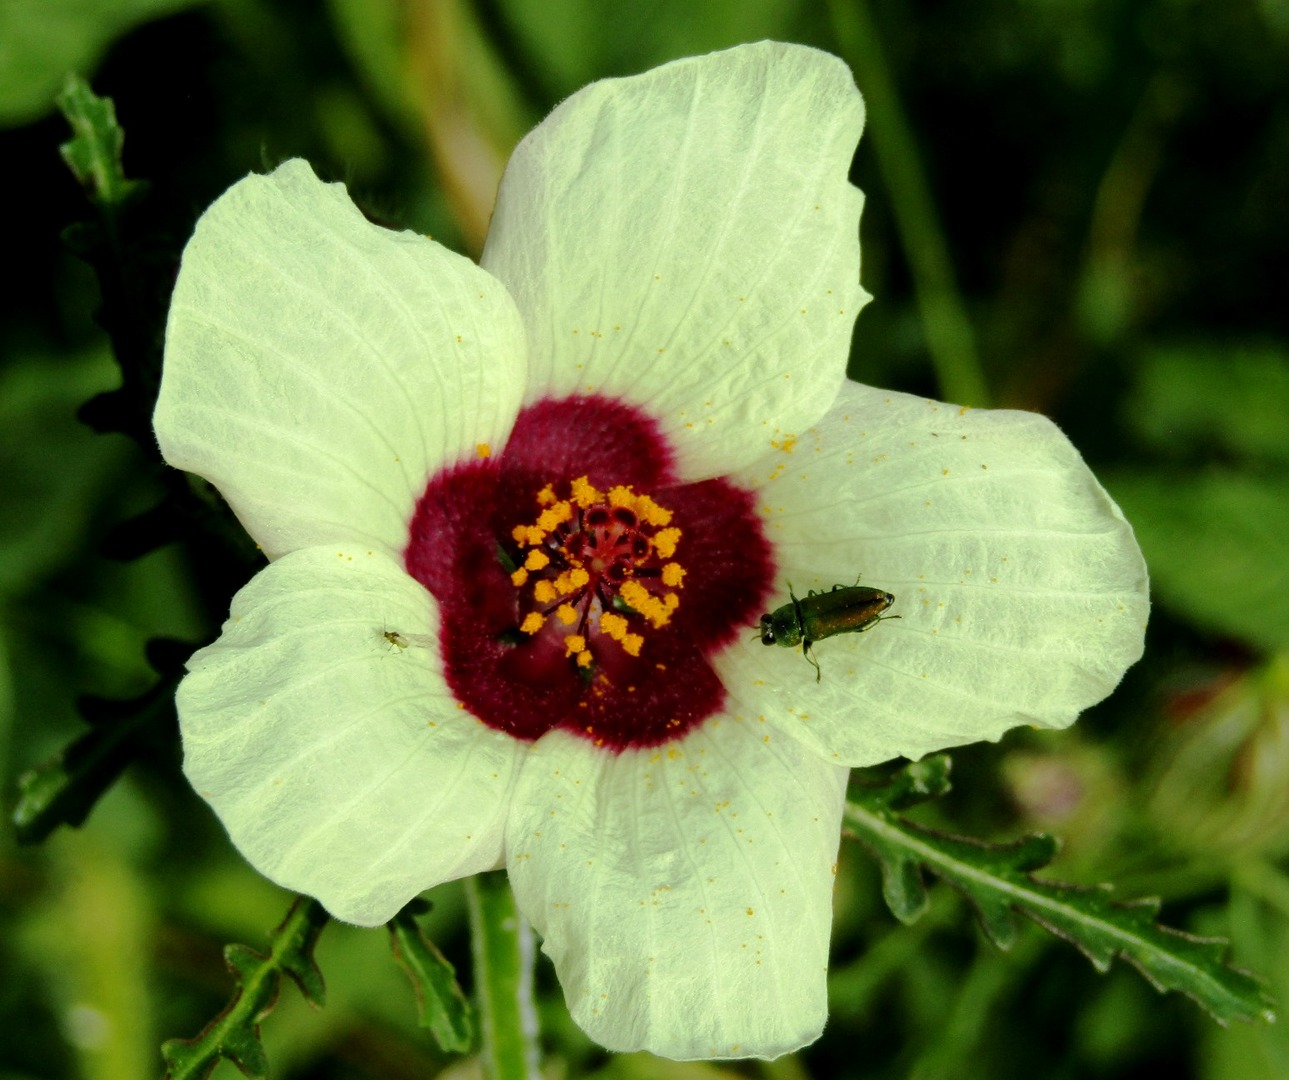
[155,41,1148,1060]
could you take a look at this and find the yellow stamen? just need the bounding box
[635,494,672,527]
[537,501,573,533]
[555,603,578,626]
[536,483,557,506]
[653,527,681,559]
[524,549,550,571]
[576,650,594,668]
[661,563,685,587]
[555,568,590,595]
[510,568,529,587]
[565,634,587,657]
[570,476,603,508]
[512,524,545,546]
[533,580,557,604]
[520,612,545,635]
[600,612,629,640]
[619,580,675,629]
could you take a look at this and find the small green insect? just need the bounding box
[759,581,898,681]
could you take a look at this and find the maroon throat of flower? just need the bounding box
[403,395,774,751]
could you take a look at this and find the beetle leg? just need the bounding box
[803,639,822,682]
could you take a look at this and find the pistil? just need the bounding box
[507,476,685,669]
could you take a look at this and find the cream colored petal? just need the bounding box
[157,159,526,560]
[180,546,520,925]
[722,383,1149,765]
[482,42,867,479]
[505,720,847,1059]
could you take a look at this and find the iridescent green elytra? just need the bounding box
[759,582,897,681]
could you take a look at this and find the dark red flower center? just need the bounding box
[404,395,774,751]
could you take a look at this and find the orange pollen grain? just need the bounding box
[512,524,544,546]
[599,612,629,640]
[654,528,681,559]
[570,476,602,508]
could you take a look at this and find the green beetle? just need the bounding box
[759,582,897,681]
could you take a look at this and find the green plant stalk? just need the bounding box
[828,0,990,407]
[466,871,541,1080]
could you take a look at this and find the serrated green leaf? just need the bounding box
[12,677,176,843]
[55,72,172,450]
[852,753,953,813]
[389,908,474,1052]
[56,75,143,208]
[161,897,329,1080]
[844,795,1275,1025]
[876,847,930,925]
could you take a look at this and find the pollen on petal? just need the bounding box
[556,568,590,595]
[653,527,682,559]
[536,483,557,506]
[607,485,636,509]
[619,580,675,629]
[512,524,545,546]
[537,501,573,533]
[570,476,603,508]
[635,494,673,527]
[520,612,545,635]
[600,612,629,640]
[475,442,492,458]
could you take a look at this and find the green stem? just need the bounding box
[828,0,990,407]
[466,871,541,1080]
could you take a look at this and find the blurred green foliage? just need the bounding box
[2,0,1288,1077]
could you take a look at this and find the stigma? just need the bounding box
[506,476,686,668]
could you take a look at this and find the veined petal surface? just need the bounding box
[722,383,1149,765]
[157,158,527,560]
[481,41,867,481]
[505,720,848,1060]
[179,546,520,926]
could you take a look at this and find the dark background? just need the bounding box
[2,1,1288,1077]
